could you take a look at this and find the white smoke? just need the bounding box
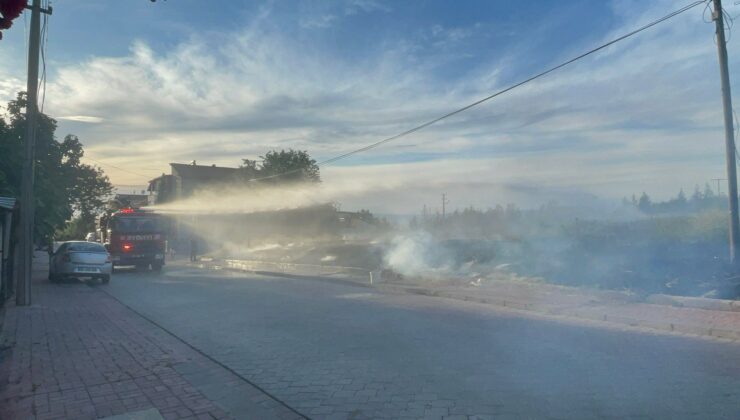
[148,177,407,215]
[384,233,434,277]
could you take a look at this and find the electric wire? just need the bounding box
[248,0,709,182]
[84,156,159,181]
[29,2,152,185]
[723,6,733,42]
[704,1,716,23]
[39,0,49,113]
[23,9,28,65]
[707,2,735,44]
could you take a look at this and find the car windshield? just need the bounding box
[111,217,162,232]
[66,243,106,253]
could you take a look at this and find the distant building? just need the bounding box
[148,162,238,205]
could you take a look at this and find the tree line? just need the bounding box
[0,93,112,242]
[406,185,729,240]
[624,184,726,214]
[233,149,321,184]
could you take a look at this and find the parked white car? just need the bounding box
[49,241,112,283]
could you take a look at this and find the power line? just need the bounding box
[704,1,715,23]
[706,2,735,44]
[26,1,153,187]
[39,0,49,113]
[23,7,28,64]
[250,0,707,182]
[84,156,158,180]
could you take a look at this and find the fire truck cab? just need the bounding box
[97,208,166,271]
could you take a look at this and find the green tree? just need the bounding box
[0,93,112,242]
[638,192,652,213]
[235,158,260,182]
[235,149,320,184]
[676,189,687,205]
[691,185,702,202]
[61,135,113,216]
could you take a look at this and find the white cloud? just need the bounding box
[57,115,104,123]
[299,14,337,29]
[24,0,740,212]
[343,0,391,16]
[299,0,390,29]
[0,76,24,104]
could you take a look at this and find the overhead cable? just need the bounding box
[85,156,158,180]
[249,0,708,181]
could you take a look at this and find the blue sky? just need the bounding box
[1,0,740,212]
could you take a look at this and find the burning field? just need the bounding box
[145,180,740,299]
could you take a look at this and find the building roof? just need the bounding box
[169,163,237,182]
[147,173,172,190]
[0,196,17,210]
[115,193,148,199]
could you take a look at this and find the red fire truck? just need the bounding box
[97,208,167,271]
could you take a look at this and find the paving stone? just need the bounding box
[19,259,740,420]
[0,258,302,420]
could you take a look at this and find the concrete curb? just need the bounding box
[377,283,740,342]
[645,293,740,312]
[192,259,740,342]
[197,258,740,311]
[192,260,375,289]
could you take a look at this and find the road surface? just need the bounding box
[102,263,740,419]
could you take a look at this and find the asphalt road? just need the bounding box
[102,263,740,419]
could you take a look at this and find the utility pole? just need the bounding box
[17,0,51,306]
[713,0,740,264]
[441,193,449,219]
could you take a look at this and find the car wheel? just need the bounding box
[101,274,110,284]
[152,262,163,272]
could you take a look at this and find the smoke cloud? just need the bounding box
[149,177,406,216]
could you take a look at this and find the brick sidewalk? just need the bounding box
[0,259,303,420]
